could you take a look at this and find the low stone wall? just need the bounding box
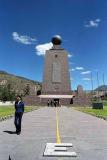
[23,95,42,106]
[23,93,92,106]
[23,95,72,106]
[73,93,92,106]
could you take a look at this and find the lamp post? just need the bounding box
[97,71,100,99]
[90,72,94,104]
[90,72,93,94]
[92,71,103,109]
[103,72,105,85]
[103,72,105,99]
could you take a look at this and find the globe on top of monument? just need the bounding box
[52,35,62,45]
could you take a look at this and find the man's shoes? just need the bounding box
[16,131,21,135]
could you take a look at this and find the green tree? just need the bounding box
[24,84,30,95]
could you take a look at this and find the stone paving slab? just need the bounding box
[0,106,107,160]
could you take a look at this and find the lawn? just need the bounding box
[74,102,107,120]
[0,105,41,117]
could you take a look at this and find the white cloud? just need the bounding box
[69,67,84,72]
[69,68,75,72]
[75,67,84,70]
[35,42,53,56]
[72,68,76,71]
[82,78,91,81]
[85,19,101,28]
[12,32,36,45]
[81,71,91,74]
[68,54,72,58]
[95,19,101,22]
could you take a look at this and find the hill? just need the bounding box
[0,70,41,97]
[95,85,107,91]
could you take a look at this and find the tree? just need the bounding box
[0,84,16,101]
[24,84,30,96]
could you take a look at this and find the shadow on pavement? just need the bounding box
[9,155,12,160]
[3,130,16,134]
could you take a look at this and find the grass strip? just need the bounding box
[0,105,41,118]
[74,105,107,120]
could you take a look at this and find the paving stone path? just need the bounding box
[0,106,107,160]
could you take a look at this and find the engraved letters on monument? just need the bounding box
[52,62,61,83]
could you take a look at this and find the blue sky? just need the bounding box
[0,0,107,90]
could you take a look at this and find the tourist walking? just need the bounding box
[50,100,53,107]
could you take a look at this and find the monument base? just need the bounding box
[39,94,74,106]
[23,94,74,106]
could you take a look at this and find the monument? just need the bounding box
[40,35,73,105]
[24,36,91,106]
[77,85,84,95]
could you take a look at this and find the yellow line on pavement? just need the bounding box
[56,108,61,144]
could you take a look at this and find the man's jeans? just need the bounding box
[14,112,23,133]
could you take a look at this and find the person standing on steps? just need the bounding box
[47,99,50,107]
[14,95,24,135]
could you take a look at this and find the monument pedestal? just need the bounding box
[39,94,74,106]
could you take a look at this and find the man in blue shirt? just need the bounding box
[14,96,24,135]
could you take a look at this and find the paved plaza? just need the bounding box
[0,106,107,160]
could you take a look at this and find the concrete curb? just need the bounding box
[0,114,14,122]
[96,115,107,121]
[75,108,107,121]
[0,107,41,123]
[0,109,37,122]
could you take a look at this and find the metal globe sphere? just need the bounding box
[52,35,62,45]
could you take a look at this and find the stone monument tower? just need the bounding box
[42,35,71,95]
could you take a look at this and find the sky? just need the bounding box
[0,0,107,90]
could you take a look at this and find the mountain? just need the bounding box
[95,85,107,91]
[0,70,41,96]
